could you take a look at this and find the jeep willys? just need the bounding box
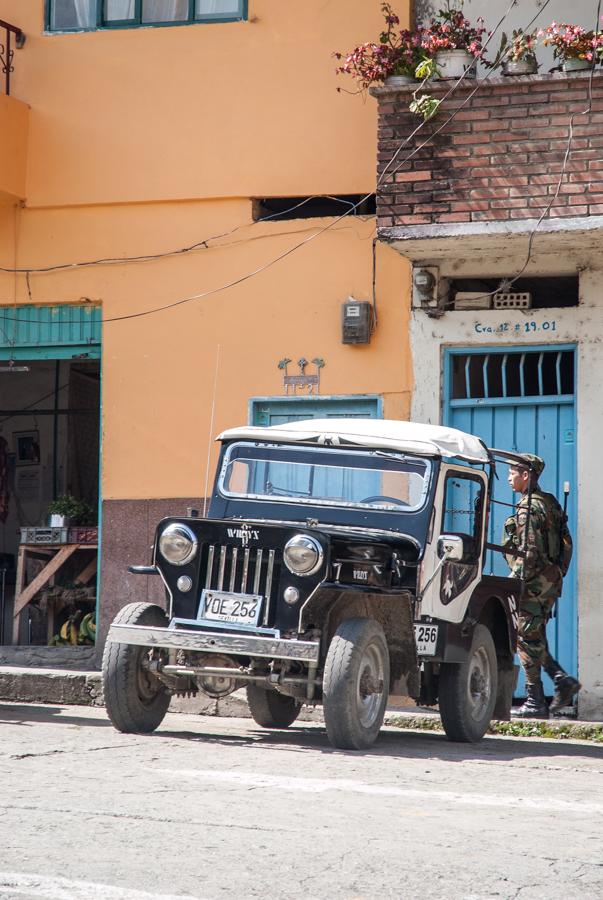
[102,419,521,749]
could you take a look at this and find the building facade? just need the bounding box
[374,58,603,718]
[0,1,413,649]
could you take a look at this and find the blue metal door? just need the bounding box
[443,346,577,696]
[250,396,382,426]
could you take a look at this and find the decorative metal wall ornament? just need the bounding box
[278,358,325,395]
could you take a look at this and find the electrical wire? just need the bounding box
[0,195,368,276]
[384,0,555,185]
[0,0,556,327]
[0,382,70,428]
[0,0,521,325]
[1,2,523,289]
[443,0,602,304]
[495,0,603,293]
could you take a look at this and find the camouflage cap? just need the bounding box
[512,453,545,476]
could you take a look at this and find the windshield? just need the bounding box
[219,443,432,512]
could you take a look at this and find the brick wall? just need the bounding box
[374,72,603,230]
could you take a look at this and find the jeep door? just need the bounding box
[418,464,488,624]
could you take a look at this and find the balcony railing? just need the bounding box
[0,19,25,96]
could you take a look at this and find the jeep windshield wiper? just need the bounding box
[373,451,415,464]
[266,483,312,497]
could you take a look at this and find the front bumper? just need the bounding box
[107,623,320,663]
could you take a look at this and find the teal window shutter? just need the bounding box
[47,0,247,31]
[0,305,101,359]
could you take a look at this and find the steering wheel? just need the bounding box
[361,495,409,507]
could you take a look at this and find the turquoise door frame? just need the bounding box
[249,395,383,426]
[0,305,102,637]
[443,344,578,696]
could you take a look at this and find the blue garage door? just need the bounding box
[444,346,577,696]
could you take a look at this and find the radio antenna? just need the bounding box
[203,344,221,517]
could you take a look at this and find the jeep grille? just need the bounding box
[203,544,280,626]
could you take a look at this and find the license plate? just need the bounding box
[414,623,439,656]
[200,590,262,626]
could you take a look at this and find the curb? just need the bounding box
[1,667,601,742]
[0,667,103,707]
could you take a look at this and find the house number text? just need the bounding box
[474,320,557,335]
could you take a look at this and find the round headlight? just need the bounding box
[283,535,323,576]
[159,523,198,566]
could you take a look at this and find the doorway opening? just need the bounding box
[0,358,100,653]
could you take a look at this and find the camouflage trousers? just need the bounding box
[518,570,562,685]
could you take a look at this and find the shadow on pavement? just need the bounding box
[153,720,603,762]
[0,702,112,728]
[2,701,601,762]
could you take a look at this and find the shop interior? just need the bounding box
[0,358,100,648]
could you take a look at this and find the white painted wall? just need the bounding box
[409,251,603,719]
[415,0,600,74]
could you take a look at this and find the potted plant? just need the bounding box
[47,495,95,527]
[539,22,603,72]
[499,29,539,76]
[334,3,429,91]
[422,1,487,80]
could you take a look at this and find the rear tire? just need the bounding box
[439,624,497,743]
[102,602,171,734]
[323,618,390,751]
[246,684,302,728]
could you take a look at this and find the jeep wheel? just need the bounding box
[323,618,390,751]
[439,624,497,743]
[246,684,302,728]
[102,602,171,734]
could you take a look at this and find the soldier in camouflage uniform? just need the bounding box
[503,454,580,718]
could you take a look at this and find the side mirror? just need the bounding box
[437,534,466,561]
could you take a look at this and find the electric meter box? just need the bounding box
[341,300,373,344]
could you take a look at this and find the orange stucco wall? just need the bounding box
[0,94,29,200]
[2,0,410,206]
[0,0,413,500]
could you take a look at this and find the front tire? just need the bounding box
[323,618,390,751]
[102,602,171,734]
[246,684,302,728]
[439,623,497,743]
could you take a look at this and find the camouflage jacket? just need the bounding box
[503,488,565,584]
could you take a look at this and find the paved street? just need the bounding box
[0,703,602,900]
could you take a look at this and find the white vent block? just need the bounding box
[493,292,532,309]
[454,292,492,311]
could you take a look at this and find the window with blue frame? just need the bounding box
[47,0,246,32]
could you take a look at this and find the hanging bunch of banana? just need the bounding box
[50,611,96,646]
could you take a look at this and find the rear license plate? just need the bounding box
[414,623,439,656]
[200,590,262,626]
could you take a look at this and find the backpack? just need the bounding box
[533,490,573,577]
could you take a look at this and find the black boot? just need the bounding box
[549,673,581,715]
[513,681,549,719]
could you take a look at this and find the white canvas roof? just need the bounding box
[218,418,490,464]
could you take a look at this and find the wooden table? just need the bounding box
[12,542,98,644]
